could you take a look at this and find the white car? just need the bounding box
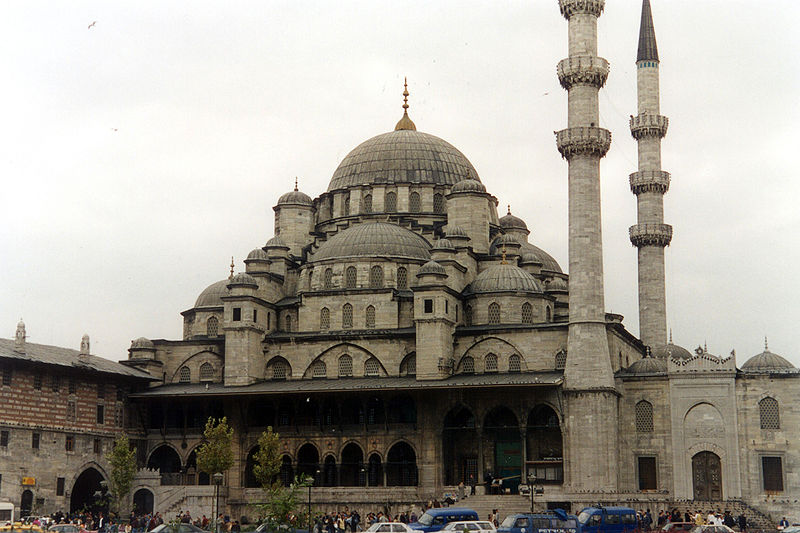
[366,523,416,533]
[442,521,497,533]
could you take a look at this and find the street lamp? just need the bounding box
[526,474,543,513]
[308,469,320,532]
[213,472,224,533]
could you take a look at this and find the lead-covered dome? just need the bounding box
[328,130,480,191]
[652,341,693,361]
[500,212,529,232]
[490,237,562,273]
[312,222,431,261]
[466,263,542,294]
[195,279,229,308]
[627,355,667,374]
[277,189,312,206]
[742,346,796,372]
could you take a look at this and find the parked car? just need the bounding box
[442,521,496,533]
[578,507,638,533]
[498,510,579,533]
[366,523,416,533]
[689,526,734,533]
[150,524,208,533]
[661,523,694,532]
[0,525,44,533]
[410,509,480,533]
[48,525,80,533]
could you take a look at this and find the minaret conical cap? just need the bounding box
[637,0,659,62]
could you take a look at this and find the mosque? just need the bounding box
[115,0,799,522]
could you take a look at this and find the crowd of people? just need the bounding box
[638,508,747,531]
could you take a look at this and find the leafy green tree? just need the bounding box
[253,427,282,490]
[196,417,234,476]
[107,434,137,515]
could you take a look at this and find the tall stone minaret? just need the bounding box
[629,0,672,350]
[555,0,618,491]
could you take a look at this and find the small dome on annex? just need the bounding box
[228,272,258,287]
[418,260,447,276]
[500,209,529,232]
[626,355,667,374]
[741,340,797,372]
[246,248,269,261]
[450,179,486,194]
[466,263,542,294]
[277,186,313,206]
[652,339,694,361]
[130,337,154,349]
[195,279,229,308]
[312,222,431,262]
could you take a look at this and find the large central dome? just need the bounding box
[327,129,481,191]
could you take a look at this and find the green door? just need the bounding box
[495,441,521,493]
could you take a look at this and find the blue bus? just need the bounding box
[410,509,480,533]
[498,509,580,533]
[577,507,638,533]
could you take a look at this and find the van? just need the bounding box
[410,509,480,533]
[0,503,14,526]
[577,507,638,533]
[498,510,580,533]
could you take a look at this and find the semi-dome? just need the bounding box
[130,337,154,349]
[445,225,469,239]
[328,130,480,191]
[246,248,269,261]
[450,179,486,194]
[493,234,521,247]
[742,345,796,372]
[545,277,568,291]
[466,263,542,294]
[433,238,454,250]
[277,188,312,206]
[265,236,289,249]
[228,272,258,287]
[312,222,431,261]
[195,279,229,308]
[627,355,667,374]
[418,260,447,276]
[500,210,529,232]
[521,243,562,273]
[652,342,693,361]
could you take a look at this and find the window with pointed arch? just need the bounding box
[759,397,780,430]
[485,353,498,373]
[312,360,327,379]
[343,193,350,216]
[179,366,191,383]
[509,354,521,373]
[364,358,381,377]
[385,191,397,213]
[320,307,330,330]
[635,400,654,433]
[342,303,353,329]
[365,305,376,329]
[285,314,292,332]
[199,363,214,382]
[555,349,567,370]
[270,360,290,381]
[465,305,473,326]
[338,354,353,378]
[433,193,445,214]
[397,267,408,290]
[401,354,416,376]
[362,193,373,213]
[488,302,501,324]
[461,356,475,374]
[521,302,533,324]
[207,316,219,337]
[546,306,552,322]
[370,266,384,288]
[345,266,357,289]
[323,268,334,289]
[409,192,421,213]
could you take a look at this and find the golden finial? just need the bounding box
[229,256,235,280]
[394,77,417,131]
[507,205,511,215]
[294,177,298,192]
[501,244,508,264]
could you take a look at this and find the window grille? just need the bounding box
[324,268,334,289]
[433,193,445,213]
[67,401,76,421]
[555,349,567,370]
[342,303,353,329]
[312,360,327,379]
[365,305,376,329]
[65,434,74,452]
[635,400,654,433]
[409,192,421,213]
[362,194,373,213]
[1,368,10,386]
[285,315,292,332]
[51,375,60,392]
[343,194,350,216]
[199,363,214,381]
[521,302,533,324]
[509,354,521,372]
[760,397,780,429]
[385,192,397,212]
[179,366,191,383]
[96,405,105,425]
[403,354,416,376]
[345,267,357,288]
[207,316,219,337]
[762,456,784,492]
[338,355,353,377]
[465,305,473,326]
[488,302,501,324]
[485,353,498,372]
[271,361,289,380]
[370,266,384,288]
[115,405,124,428]
[320,307,330,330]
[364,358,380,376]
[33,374,42,390]
[462,356,475,374]
[397,267,408,289]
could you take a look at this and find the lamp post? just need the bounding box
[308,469,320,533]
[213,472,224,533]
[526,474,544,513]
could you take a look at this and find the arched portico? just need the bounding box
[70,467,106,513]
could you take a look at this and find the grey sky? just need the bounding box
[1,1,799,367]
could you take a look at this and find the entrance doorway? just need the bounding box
[692,451,722,500]
[20,490,33,518]
[70,468,105,513]
[132,489,154,515]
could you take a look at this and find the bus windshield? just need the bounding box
[418,513,434,527]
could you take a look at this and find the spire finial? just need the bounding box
[669,328,673,344]
[501,244,508,264]
[394,77,417,131]
[294,177,298,192]
[507,204,511,215]
[765,336,769,351]
[403,77,409,111]
[229,256,235,280]
[704,340,708,353]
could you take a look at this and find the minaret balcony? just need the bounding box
[558,56,610,90]
[630,113,669,139]
[629,223,673,247]
[629,170,671,194]
[559,0,605,19]
[556,127,611,160]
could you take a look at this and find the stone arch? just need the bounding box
[279,455,294,487]
[340,441,365,487]
[132,488,154,515]
[367,452,384,487]
[364,357,386,377]
[185,447,210,485]
[310,342,380,378]
[303,357,328,379]
[266,356,292,380]
[243,445,261,488]
[443,405,478,485]
[69,465,107,513]
[526,404,563,484]
[322,454,337,486]
[460,336,525,366]
[147,444,183,483]
[20,489,33,518]
[386,441,418,486]
[399,352,416,376]
[484,406,522,493]
[684,402,725,439]
[296,442,320,482]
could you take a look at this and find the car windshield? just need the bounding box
[578,513,592,525]
[418,514,434,527]
[477,523,495,530]
[499,517,516,529]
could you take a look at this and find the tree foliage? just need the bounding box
[107,434,137,513]
[253,427,282,491]
[196,417,234,476]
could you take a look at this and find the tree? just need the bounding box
[107,434,137,515]
[196,417,234,477]
[253,427,281,490]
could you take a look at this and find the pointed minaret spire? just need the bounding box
[394,77,417,131]
[637,0,659,62]
[229,257,235,280]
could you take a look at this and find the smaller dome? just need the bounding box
[418,260,447,277]
[277,186,313,206]
[228,272,258,287]
[130,337,154,349]
[246,248,269,261]
[312,222,431,261]
[545,277,568,291]
[265,236,289,249]
[450,179,486,194]
[494,234,521,247]
[195,279,229,308]
[627,356,667,374]
[433,238,454,250]
[500,210,529,232]
[652,342,693,361]
[467,263,542,294]
[742,348,796,372]
[445,225,469,239]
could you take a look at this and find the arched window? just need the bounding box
[433,193,445,214]
[343,193,350,216]
[312,360,327,379]
[316,307,329,330]
[485,353,498,372]
[385,191,397,212]
[488,302,501,324]
[369,266,384,288]
[759,397,780,429]
[465,305,473,326]
[199,363,214,381]
[362,194,373,213]
[365,305,376,329]
[509,354,521,373]
[338,354,353,377]
[179,366,191,383]
[461,356,475,374]
[555,349,567,370]
[342,303,353,329]
[635,400,654,433]
[397,267,408,290]
[546,306,552,322]
[521,302,533,324]
[364,358,381,377]
[270,360,290,380]
[345,266,357,289]
[400,353,416,376]
[324,268,334,289]
[207,316,219,337]
[409,192,421,213]
[285,315,292,332]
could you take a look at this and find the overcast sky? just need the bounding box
[2,1,799,368]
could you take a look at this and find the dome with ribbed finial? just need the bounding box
[195,280,229,308]
[465,264,542,294]
[500,209,529,232]
[742,339,796,372]
[627,355,667,374]
[277,189,312,206]
[450,179,486,194]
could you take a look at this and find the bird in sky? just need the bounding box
[88,21,96,29]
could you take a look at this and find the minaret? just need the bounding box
[555,0,618,490]
[629,0,672,350]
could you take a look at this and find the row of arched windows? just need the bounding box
[633,396,783,433]
[268,353,416,381]
[310,356,382,379]
[464,302,551,326]
[178,363,215,383]
[357,191,446,215]
[321,304,377,330]
[459,353,521,374]
[323,266,408,290]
